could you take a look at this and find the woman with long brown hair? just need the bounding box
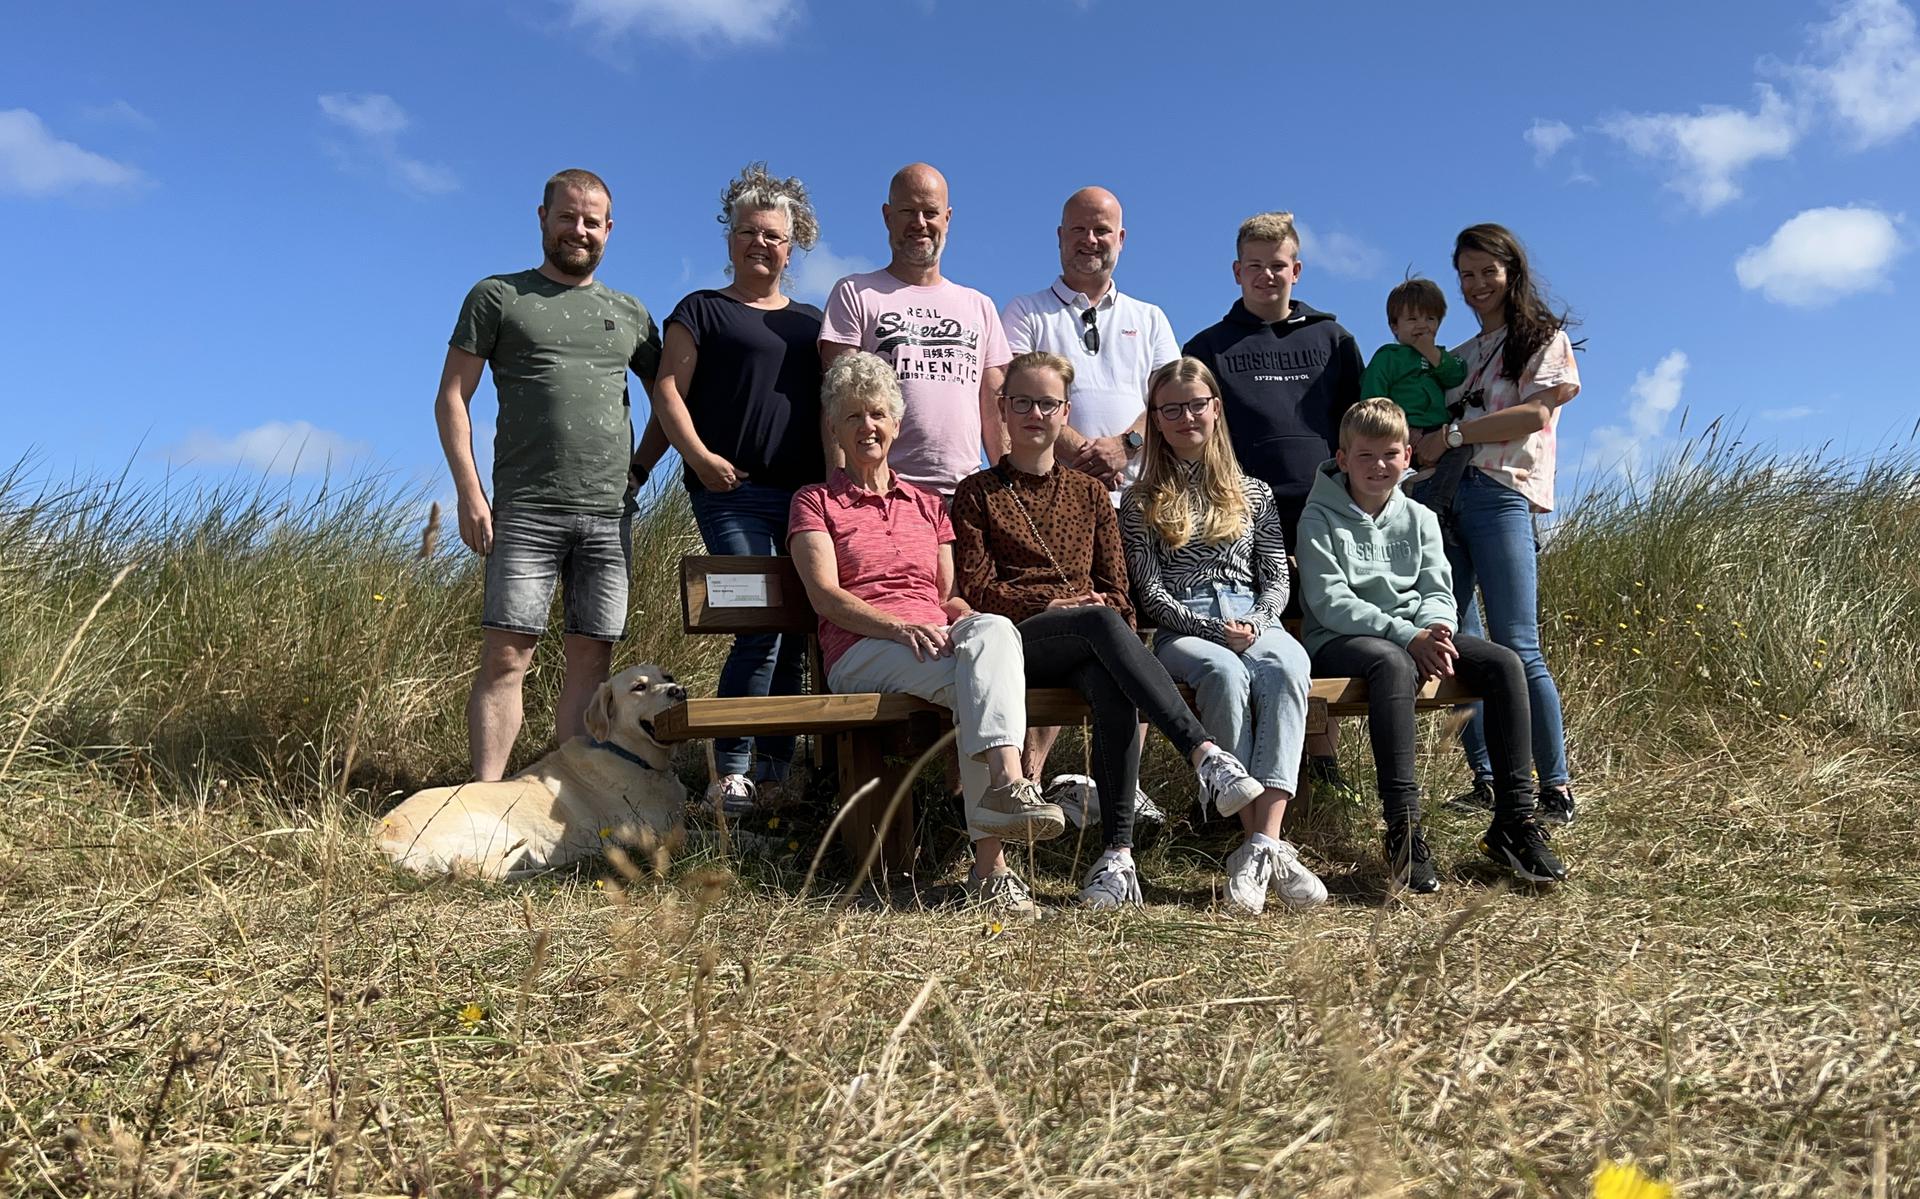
[1416,224,1579,824]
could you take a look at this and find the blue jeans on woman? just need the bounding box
[1151,584,1312,797]
[688,481,805,781]
[1446,468,1569,788]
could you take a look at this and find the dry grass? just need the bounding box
[2,449,1918,1196]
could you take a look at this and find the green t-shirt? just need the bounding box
[450,269,663,516]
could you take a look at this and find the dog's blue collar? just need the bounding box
[588,738,658,771]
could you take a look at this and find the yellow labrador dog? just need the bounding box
[376,664,688,879]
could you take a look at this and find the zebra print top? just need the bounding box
[1118,463,1290,642]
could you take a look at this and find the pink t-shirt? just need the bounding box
[1446,327,1581,512]
[787,469,955,675]
[819,269,1012,496]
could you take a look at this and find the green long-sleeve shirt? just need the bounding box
[1359,342,1467,429]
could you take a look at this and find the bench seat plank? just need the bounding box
[653,677,1479,742]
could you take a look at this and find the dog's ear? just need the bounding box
[584,682,614,742]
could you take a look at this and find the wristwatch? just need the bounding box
[1445,421,1464,449]
[1123,430,1144,455]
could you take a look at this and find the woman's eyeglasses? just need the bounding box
[1080,306,1099,353]
[1005,395,1067,416]
[732,228,790,246]
[1154,397,1217,421]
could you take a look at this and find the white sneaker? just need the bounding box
[963,867,1040,919]
[1267,839,1329,910]
[1195,747,1264,818]
[1223,839,1276,914]
[704,774,756,817]
[1077,852,1144,910]
[1043,774,1096,829]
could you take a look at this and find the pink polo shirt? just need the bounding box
[787,469,954,675]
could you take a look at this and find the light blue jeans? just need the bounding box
[1152,584,1311,795]
[1447,469,1570,788]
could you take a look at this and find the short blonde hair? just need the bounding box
[823,351,904,423]
[1236,211,1298,258]
[1005,349,1074,392]
[1340,397,1410,449]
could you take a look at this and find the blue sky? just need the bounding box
[4,0,1916,508]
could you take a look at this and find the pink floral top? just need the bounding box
[1446,327,1580,513]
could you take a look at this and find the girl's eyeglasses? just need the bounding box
[1154,397,1216,421]
[1005,395,1066,416]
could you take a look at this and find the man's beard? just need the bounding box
[1064,249,1116,277]
[896,234,944,268]
[545,234,603,278]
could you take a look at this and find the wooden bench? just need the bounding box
[653,555,1479,875]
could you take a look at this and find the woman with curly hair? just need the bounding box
[1120,357,1325,915]
[650,163,827,814]
[1415,224,1580,825]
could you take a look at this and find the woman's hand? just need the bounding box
[892,621,953,662]
[1046,591,1104,610]
[692,451,747,493]
[941,596,975,623]
[1413,429,1449,468]
[1222,620,1257,654]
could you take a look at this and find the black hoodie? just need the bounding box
[1182,299,1363,514]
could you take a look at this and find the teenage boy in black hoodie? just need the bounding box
[1182,210,1363,548]
[1183,210,1363,785]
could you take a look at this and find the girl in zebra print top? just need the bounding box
[1119,357,1326,915]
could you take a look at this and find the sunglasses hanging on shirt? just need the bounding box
[1080,305,1100,353]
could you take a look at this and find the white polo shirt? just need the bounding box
[1002,277,1180,496]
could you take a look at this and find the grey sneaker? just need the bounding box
[963,867,1039,918]
[975,778,1066,842]
[1195,747,1264,818]
[1077,853,1144,909]
[1267,839,1329,910]
[1222,839,1276,914]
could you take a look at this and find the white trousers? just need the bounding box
[828,612,1028,841]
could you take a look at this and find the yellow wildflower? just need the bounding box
[1617,622,1629,630]
[1695,603,1705,611]
[1592,1160,1672,1199]
[373,593,386,602]
[984,920,1004,938]
[599,827,612,839]
[787,839,800,851]
[1631,648,1642,656]
[766,815,780,829]
[457,1003,485,1028]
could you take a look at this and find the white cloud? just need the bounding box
[0,108,147,198]
[787,241,873,303]
[317,93,458,196]
[1524,118,1575,163]
[1599,87,1799,212]
[565,0,798,44]
[169,421,369,474]
[1734,204,1906,306]
[1760,404,1817,421]
[1800,0,1920,147]
[1586,351,1690,477]
[1294,222,1383,279]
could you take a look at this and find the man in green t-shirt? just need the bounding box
[434,168,666,780]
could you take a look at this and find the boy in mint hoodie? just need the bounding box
[1298,398,1566,891]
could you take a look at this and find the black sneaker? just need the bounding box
[1537,784,1576,827]
[1481,818,1568,883]
[1383,821,1440,893]
[1448,776,1496,813]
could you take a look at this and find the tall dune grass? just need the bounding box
[1,448,1916,1196]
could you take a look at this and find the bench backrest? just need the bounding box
[681,555,815,635]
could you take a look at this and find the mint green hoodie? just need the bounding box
[1298,459,1457,656]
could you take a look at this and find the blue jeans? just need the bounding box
[688,482,805,780]
[1446,469,1569,788]
[1151,584,1311,795]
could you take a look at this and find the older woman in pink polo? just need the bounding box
[788,351,1063,917]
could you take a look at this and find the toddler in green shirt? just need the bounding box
[1359,278,1470,525]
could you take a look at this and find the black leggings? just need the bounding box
[1017,606,1212,849]
[1310,633,1535,825]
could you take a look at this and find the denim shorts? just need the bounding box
[481,505,631,641]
